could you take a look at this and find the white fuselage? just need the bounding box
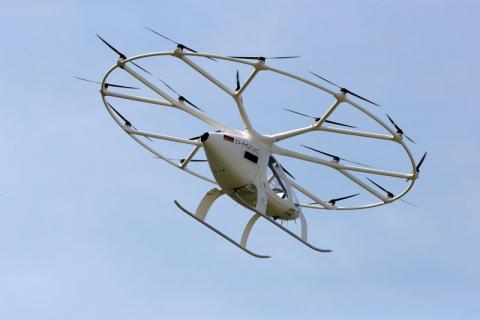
[200,132,300,220]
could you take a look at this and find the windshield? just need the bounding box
[267,156,289,199]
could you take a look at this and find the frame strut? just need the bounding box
[105,91,174,107]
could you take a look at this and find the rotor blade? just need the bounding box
[267,56,300,59]
[404,134,416,144]
[236,70,241,91]
[342,89,380,107]
[301,145,371,167]
[230,56,300,60]
[156,157,207,162]
[324,120,357,128]
[145,27,217,61]
[416,152,427,173]
[367,178,394,198]
[130,61,152,75]
[159,78,181,96]
[283,107,317,120]
[399,198,416,207]
[182,97,204,112]
[107,103,153,141]
[145,27,180,45]
[283,108,356,128]
[145,27,197,52]
[96,34,151,74]
[96,34,126,59]
[309,71,342,88]
[386,114,415,143]
[177,158,208,163]
[309,71,380,107]
[107,103,131,126]
[302,144,337,158]
[328,193,359,205]
[74,76,139,89]
[158,79,204,111]
[329,193,360,203]
[230,56,263,60]
[280,164,296,180]
[386,114,401,132]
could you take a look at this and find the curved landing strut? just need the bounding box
[234,192,332,253]
[174,188,331,258]
[174,200,270,259]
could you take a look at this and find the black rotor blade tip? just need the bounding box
[96,34,126,59]
[268,56,300,59]
[405,135,416,144]
[280,165,295,180]
[308,71,341,88]
[386,114,396,126]
[324,119,357,128]
[367,178,394,197]
[107,103,131,126]
[333,193,360,202]
[283,108,316,120]
[144,27,179,45]
[301,145,337,159]
[130,61,151,75]
[182,97,204,112]
[236,70,241,91]
[346,90,380,107]
[416,152,427,172]
[159,78,180,96]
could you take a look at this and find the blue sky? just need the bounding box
[1,0,479,319]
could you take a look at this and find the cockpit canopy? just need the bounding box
[267,156,289,199]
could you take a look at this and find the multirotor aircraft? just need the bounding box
[80,30,427,258]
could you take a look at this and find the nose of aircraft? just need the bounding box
[200,132,260,189]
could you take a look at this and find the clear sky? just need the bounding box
[1,0,479,319]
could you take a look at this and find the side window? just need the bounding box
[244,151,258,164]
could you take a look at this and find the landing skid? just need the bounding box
[235,194,332,253]
[174,200,270,259]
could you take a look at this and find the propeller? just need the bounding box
[229,55,300,62]
[189,135,203,141]
[180,159,208,163]
[386,114,415,143]
[190,130,222,140]
[107,103,153,142]
[145,27,216,61]
[309,193,359,206]
[74,76,139,89]
[328,193,359,206]
[301,145,371,167]
[366,178,394,198]
[235,70,241,91]
[367,177,417,206]
[280,164,295,180]
[158,78,204,112]
[416,152,427,173]
[399,198,416,207]
[283,107,357,128]
[309,71,380,107]
[96,34,152,74]
[155,156,208,163]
